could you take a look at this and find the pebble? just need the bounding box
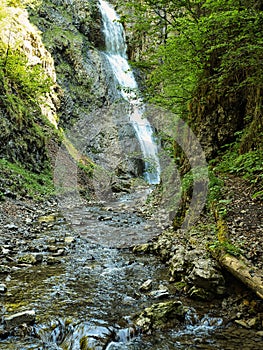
[149,288,169,299]
[64,236,75,244]
[46,256,61,265]
[139,279,153,292]
[0,283,7,293]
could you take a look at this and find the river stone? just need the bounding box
[139,279,153,292]
[169,245,187,280]
[186,258,226,296]
[0,284,7,294]
[4,310,36,330]
[17,253,43,265]
[64,236,75,244]
[135,300,189,332]
[0,265,11,274]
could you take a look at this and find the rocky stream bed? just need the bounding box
[0,183,263,349]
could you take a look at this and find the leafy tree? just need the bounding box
[123,0,263,120]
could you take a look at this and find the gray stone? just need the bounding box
[187,258,226,295]
[139,279,153,292]
[4,310,36,329]
[0,265,11,274]
[135,300,189,332]
[149,289,169,299]
[0,284,7,294]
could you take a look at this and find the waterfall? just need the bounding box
[98,0,161,185]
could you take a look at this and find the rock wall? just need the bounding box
[0,0,143,185]
[188,83,262,159]
[30,0,143,183]
[0,6,58,127]
[0,5,60,173]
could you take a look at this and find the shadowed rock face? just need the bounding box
[0,0,153,185]
[29,0,143,182]
[0,5,59,172]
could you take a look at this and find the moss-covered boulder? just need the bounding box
[134,300,189,332]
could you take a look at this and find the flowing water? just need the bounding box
[1,202,261,350]
[98,0,160,185]
[1,1,262,349]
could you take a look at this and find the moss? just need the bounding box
[174,281,187,292]
[135,300,189,331]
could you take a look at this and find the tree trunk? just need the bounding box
[218,253,263,299]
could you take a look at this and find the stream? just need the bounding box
[1,0,262,349]
[1,193,262,349]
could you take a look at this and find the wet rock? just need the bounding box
[139,279,153,292]
[52,248,65,256]
[59,322,115,350]
[17,253,43,265]
[235,319,251,328]
[0,284,7,294]
[1,247,12,255]
[135,300,188,332]
[38,214,57,223]
[186,258,226,296]
[149,285,169,299]
[46,256,62,265]
[132,243,152,253]
[235,317,261,329]
[98,215,112,221]
[4,223,18,230]
[0,265,11,274]
[47,245,59,252]
[188,286,214,300]
[4,310,36,330]
[64,236,75,244]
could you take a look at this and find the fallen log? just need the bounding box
[217,253,263,299]
[211,210,263,299]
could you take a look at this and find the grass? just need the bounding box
[0,158,55,200]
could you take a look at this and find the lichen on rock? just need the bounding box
[135,300,189,332]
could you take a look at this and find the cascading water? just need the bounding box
[98,0,161,185]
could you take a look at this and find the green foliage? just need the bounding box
[124,1,263,117]
[207,170,224,203]
[216,146,263,183]
[5,0,41,9]
[0,12,56,171]
[0,47,52,119]
[209,240,241,257]
[77,160,94,177]
[0,158,55,200]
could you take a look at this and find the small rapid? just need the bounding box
[98,0,161,185]
[1,204,261,350]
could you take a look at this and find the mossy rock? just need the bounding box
[135,300,189,332]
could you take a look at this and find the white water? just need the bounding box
[98,0,161,184]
